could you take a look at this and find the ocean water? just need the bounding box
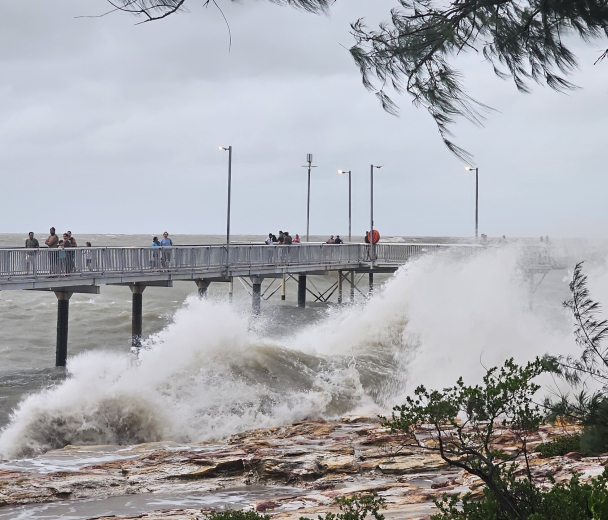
[0,234,607,507]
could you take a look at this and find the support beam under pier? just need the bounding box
[337,271,343,304]
[350,272,355,303]
[130,285,145,347]
[368,273,374,295]
[54,291,72,367]
[298,275,306,308]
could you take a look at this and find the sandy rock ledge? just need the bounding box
[0,417,602,520]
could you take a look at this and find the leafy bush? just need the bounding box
[534,434,582,457]
[202,511,271,520]
[432,469,608,520]
[300,493,385,520]
[382,358,544,518]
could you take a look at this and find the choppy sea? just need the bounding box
[0,233,607,518]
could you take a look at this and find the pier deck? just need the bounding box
[0,242,479,366]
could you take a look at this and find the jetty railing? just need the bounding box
[0,243,473,281]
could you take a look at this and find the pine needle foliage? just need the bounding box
[105,0,331,22]
[543,261,608,454]
[544,261,608,389]
[349,0,608,161]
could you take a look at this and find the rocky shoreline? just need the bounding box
[0,417,602,520]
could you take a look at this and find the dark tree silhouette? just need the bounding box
[105,0,608,160]
[103,0,330,22]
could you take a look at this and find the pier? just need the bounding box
[0,243,475,366]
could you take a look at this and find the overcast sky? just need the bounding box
[1,0,607,238]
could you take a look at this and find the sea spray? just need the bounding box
[0,243,592,459]
[0,300,387,458]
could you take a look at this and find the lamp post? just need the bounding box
[465,166,479,239]
[302,153,317,242]
[370,164,383,263]
[337,170,352,242]
[220,146,232,268]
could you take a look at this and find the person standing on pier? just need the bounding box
[62,233,74,273]
[45,227,59,274]
[25,232,39,274]
[151,236,161,269]
[58,240,67,274]
[85,242,92,270]
[334,235,343,244]
[160,232,173,268]
[284,232,293,245]
[67,231,77,247]
[293,234,301,244]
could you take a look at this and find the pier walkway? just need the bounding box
[0,243,476,366]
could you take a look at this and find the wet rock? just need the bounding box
[565,452,583,461]
[378,454,447,474]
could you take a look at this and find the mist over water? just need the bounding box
[0,237,607,460]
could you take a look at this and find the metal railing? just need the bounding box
[0,243,475,281]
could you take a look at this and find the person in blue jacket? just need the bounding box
[160,232,173,268]
[151,236,161,269]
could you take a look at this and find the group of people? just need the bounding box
[23,228,93,274]
[150,232,174,268]
[265,231,300,245]
[325,235,343,244]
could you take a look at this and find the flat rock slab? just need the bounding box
[0,417,601,520]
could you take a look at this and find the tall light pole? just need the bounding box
[465,166,479,239]
[338,170,352,242]
[370,165,383,262]
[220,146,232,268]
[302,153,317,242]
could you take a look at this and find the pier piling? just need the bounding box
[369,273,374,295]
[350,272,355,303]
[281,276,286,301]
[251,277,262,315]
[337,271,343,304]
[130,285,145,347]
[195,279,211,299]
[298,275,306,308]
[54,291,72,367]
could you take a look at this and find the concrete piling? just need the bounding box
[54,291,72,367]
[130,285,145,347]
[298,275,306,308]
[195,279,211,299]
[252,277,262,315]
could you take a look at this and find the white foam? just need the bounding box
[0,242,599,459]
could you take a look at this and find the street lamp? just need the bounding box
[219,146,232,268]
[338,170,352,242]
[302,153,317,242]
[370,165,383,262]
[465,166,479,239]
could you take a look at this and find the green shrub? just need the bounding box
[534,434,582,457]
[432,469,608,520]
[202,511,271,520]
[300,493,386,520]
